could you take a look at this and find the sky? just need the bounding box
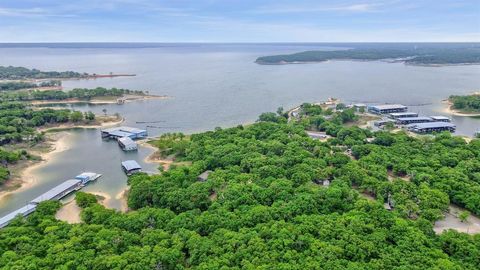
[0,0,479,42]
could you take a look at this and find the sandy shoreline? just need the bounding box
[39,116,125,132]
[440,100,480,117]
[30,94,170,106]
[0,131,72,202]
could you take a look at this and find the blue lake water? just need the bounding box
[0,43,479,215]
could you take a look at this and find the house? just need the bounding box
[121,160,142,175]
[118,137,138,151]
[198,170,212,182]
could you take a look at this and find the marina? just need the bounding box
[0,172,101,228]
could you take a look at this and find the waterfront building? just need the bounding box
[368,104,407,114]
[0,204,37,228]
[389,112,419,119]
[396,116,432,125]
[430,116,451,122]
[101,126,147,140]
[30,179,83,204]
[118,137,138,151]
[408,122,456,133]
[121,160,142,175]
[373,118,396,127]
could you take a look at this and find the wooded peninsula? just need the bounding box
[255,46,480,65]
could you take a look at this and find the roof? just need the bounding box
[409,122,456,129]
[109,130,134,138]
[389,112,418,116]
[0,204,37,228]
[31,179,81,204]
[397,116,432,121]
[75,172,101,182]
[430,116,450,120]
[370,104,407,110]
[198,170,212,181]
[102,126,147,135]
[121,160,142,171]
[118,136,136,146]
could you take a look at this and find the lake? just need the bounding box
[0,43,479,216]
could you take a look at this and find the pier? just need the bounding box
[0,172,101,229]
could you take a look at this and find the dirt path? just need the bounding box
[434,205,480,234]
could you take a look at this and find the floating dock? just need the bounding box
[121,160,142,175]
[368,104,408,114]
[101,126,147,140]
[118,137,138,151]
[0,172,101,229]
[408,122,456,133]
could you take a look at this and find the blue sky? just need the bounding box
[0,0,479,42]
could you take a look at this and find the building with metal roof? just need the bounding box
[0,204,37,228]
[121,160,142,175]
[430,116,451,122]
[373,118,396,127]
[118,137,138,151]
[198,170,212,182]
[408,122,456,133]
[389,112,419,119]
[396,116,432,125]
[30,179,82,204]
[101,126,147,140]
[368,104,408,114]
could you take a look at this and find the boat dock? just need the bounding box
[0,172,101,229]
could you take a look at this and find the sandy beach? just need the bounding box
[55,200,82,224]
[0,131,72,203]
[440,99,480,117]
[39,116,125,132]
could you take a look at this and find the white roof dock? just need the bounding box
[409,122,456,129]
[389,112,418,118]
[121,160,142,171]
[30,179,81,204]
[0,204,37,228]
[118,137,137,149]
[371,104,407,110]
[430,116,451,121]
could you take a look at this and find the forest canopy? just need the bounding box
[0,104,479,269]
[255,47,480,65]
[449,94,480,113]
[0,66,88,80]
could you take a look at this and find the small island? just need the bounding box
[255,46,480,66]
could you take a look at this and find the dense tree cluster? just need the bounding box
[0,102,95,145]
[0,148,30,184]
[0,87,145,102]
[0,106,479,269]
[0,80,61,91]
[449,94,480,112]
[0,66,88,80]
